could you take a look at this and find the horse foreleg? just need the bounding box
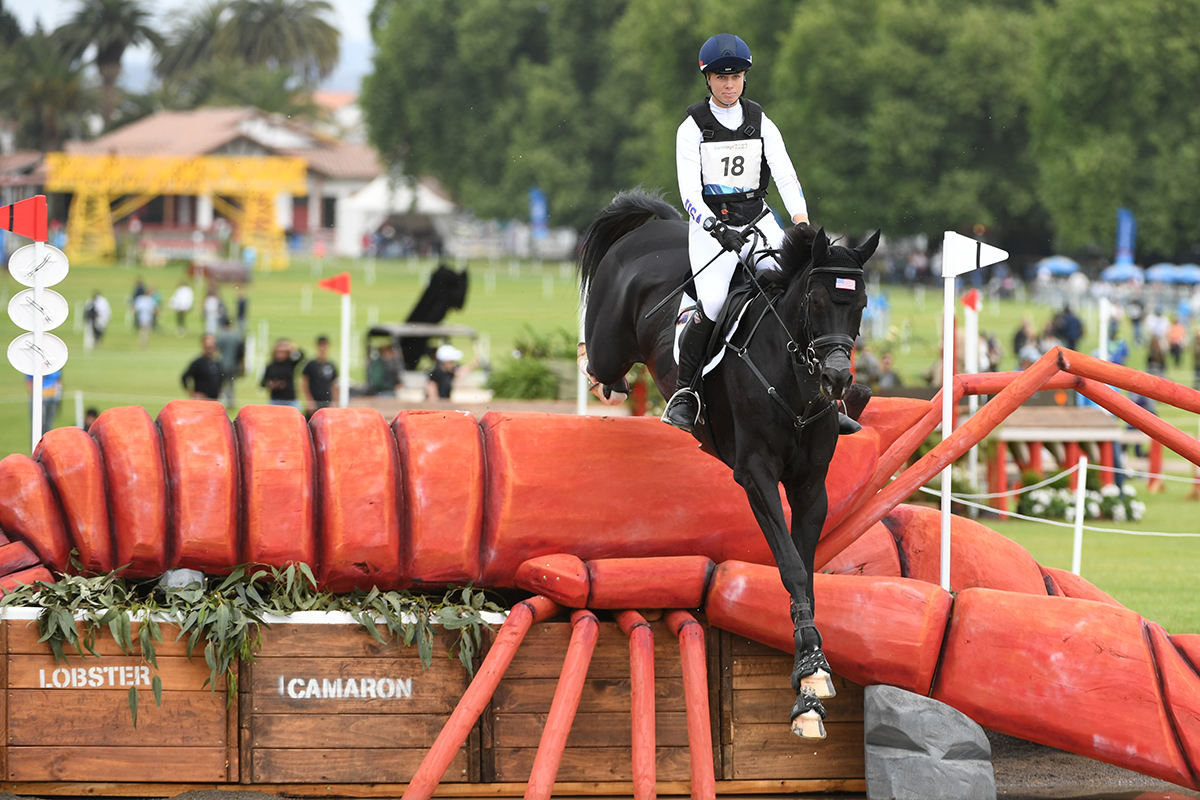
[733,456,828,739]
[783,478,837,705]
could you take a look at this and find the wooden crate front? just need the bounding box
[489,619,700,784]
[3,618,235,783]
[722,634,864,781]
[240,622,475,784]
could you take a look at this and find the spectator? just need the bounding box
[426,344,472,401]
[1193,329,1200,389]
[84,290,112,345]
[25,369,63,436]
[1168,317,1187,367]
[262,339,304,409]
[168,280,195,336]
[1145,306,1169,351]
[236,287,249,332]
[1147,335,1167,378]
[132,289,157,348]
[302,335,339,415]
[215,319,245,408]
[1012,317,1035,366]
[83,407,99,432]
[181,334,225,400]
[203,287,227,335]
[877,353,903,390]
[1127,298,1145,345]
[367,342,403,396]
[1057,305,1083,351]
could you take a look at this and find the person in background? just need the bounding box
[236,287,249,332]
[84,290,112,345]
[215,319,245,408]
[181,334,225,400]
[203,287,226,335]
[262,339,304,409]
[168,280,194,336]
[427,344,472,401]
[1147,335,1167,378]
[25,369,63,436]
[367,342,403,396]
[1168,316,1187,367]
[132,289,157,348]
[877,353,902,390]
[302,335,338,416]
[83,407,99,432]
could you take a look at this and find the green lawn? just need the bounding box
[2,256,1197,632]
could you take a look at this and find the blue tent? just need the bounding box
[1099,263,1145,282]
[1177,264,1200,285]
[1036,255,1080,277]
[1145,262,1179,283]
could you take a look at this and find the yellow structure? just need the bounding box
[44,153,308,270]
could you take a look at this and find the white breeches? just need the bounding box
[688,211,787,320]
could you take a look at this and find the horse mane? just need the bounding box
[578,188,682,299]
[777,223,818,283]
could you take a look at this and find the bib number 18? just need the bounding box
[721,155,745,176]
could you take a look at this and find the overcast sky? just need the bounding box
[7,0,375,92]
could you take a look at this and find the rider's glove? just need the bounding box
[705,218,747,254]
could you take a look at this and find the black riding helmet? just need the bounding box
[698,33,752,74]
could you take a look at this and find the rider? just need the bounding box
[663,33,813,432]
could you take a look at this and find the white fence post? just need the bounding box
[1071,456,1088,576]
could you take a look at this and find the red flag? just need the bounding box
[961,288,981,313]
[317,272,352,295]
[0,195,48,242]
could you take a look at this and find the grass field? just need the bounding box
[2,253,1198,632]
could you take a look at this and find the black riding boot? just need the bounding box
[662,308,716,433]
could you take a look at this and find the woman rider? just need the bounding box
[663,33,813,432]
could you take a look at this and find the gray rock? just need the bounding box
[158,568,206,590]
[865,685,996,800]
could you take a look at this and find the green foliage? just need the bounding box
[512,323,577,360]
[0,30,98,149]
[487,355,559,399]
[0,561,506,723]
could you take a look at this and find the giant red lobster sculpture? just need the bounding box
[0,347,1198,794]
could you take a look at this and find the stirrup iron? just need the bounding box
[662,387,702,433]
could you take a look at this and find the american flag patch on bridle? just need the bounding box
[835,277,856,291]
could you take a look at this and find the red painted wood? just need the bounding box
[236,404,316,570]
[1146,623,1200,780]
[882,504,1048,594]
[89,406,168,577]
[704,561,951,695]
[0,541,41,576]
[1077,377,1200,468]
[310,408,403,592]
[821,521,901,577]
[158,401,239,573]
[933,589,1194,788]
[478,413,771,585]
[1064,442,1083,490]
[587,555,714,609]
[1043,567,1123,607]
[0,566,54,592]
[821,431,881,534]
[1099,442,1115,486]
[855,397,934,455]
[615,610,656,800]
[957,371,1077,396]
[403,596,560,800]
[1172,635,1200,673]
[989,440,1009,518]
[515,554,589,607]
[35,426,113,573]
[391,410,484,586]
[1066,350,1200,414]
[818,352,1062,570]
[525,610,600,800]
[0,455,70,571]
[664,610,715,800]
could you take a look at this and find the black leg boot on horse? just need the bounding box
[662,308,716,433]
[788,597,835,739]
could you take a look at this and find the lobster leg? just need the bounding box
[615,610,657,800]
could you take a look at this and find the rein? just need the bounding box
[724,246,861,431]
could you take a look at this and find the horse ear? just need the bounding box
[854,229,881,264]
[812,227,830,265]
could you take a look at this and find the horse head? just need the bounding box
[802,228,879,401]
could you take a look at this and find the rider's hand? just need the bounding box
[710,221,747,254]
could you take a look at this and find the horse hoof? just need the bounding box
[800,668,836,700]
[791,711,826,740]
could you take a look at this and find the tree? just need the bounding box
[1030,0,1200,258]
[219,0,340,86]
[154,0,230,82]
[0,30,98,150]
[0,0,22,48]
[54,0,163,125]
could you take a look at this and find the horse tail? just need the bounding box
[578,188,682,298]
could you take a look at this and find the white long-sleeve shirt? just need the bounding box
[676,98,807,226]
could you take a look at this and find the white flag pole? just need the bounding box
[30,238,44,453]
[339,292,351,408]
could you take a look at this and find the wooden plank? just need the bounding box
[731,660,860,694]
[503,622,683,679]
[718,628,733,780]
[247,656,466,714]
[5,620,195,658]
[728,722,864,780]
[6,747,230,782]
[493,746,692,783]
[7,654,216,691]
[0,621,6,782]
[255,623,462,659]
[226,662,239,783]
[492,711,689,749]
[239,691,253,785]
[251,713,452,748]
[251,747,470,784]
[706,623,723,780]
[7,690,226,746]
[733,688,863,725]
[492,677,685,714]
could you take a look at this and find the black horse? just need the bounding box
[578,189,878,739]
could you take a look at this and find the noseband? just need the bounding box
[799,262,863,374]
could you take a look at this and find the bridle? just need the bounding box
[727,237,864,430]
